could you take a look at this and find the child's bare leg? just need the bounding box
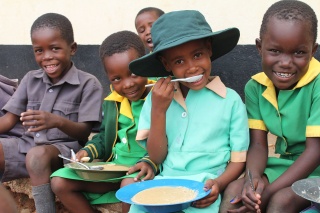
[0,183,18,213]
[267,187,310,213]
[26,145,62,213]
[219,178,245,213]
[51,177,120,213]
[26,145,62,185]
[120,178,135,213]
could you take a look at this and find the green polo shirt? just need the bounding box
[246,57,320,159]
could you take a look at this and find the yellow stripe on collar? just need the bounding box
[251,57,320,110]
[251,72,278,109]
[104,79,156,119]
[253,57,320,89]
[104,91,132,119]
[294,58,320,88]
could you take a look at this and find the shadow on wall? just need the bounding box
[1,45,320,100]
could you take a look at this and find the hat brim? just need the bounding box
[130,27,240,77]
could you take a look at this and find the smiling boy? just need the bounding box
[0,13,102,213]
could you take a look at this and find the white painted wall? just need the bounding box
[1,0,319,45]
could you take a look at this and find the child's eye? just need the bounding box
[34,49,42,53]
[175,59,184,65]
[294,50,304,55]
[52,47,59,51]
[112,77,121,82]
[138,28,145,34]
[194,52,202,59]
[269,49,280,54]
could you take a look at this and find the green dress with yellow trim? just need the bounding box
[245,57,320,183]
[51,85,156,204]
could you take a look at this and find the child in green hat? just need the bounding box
[128,10,249,212]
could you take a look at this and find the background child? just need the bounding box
[128,10,249,212]
[220,1,320,213]
[0,13,103,213]
[0,75,24,138]
[135,7,164,53]
[51,30,157,213]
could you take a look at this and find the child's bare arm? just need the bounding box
[0,112,19,134]
[147,77,174,164]
[240,129,268,211]
[266,137,320,195]
[216,162,246,192]
[193,162,246,208]
[20,110,92,142]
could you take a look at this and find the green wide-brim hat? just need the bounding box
[129,10,240,77]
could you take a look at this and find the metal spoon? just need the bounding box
[145,74,203,87]
[58,154,103,170]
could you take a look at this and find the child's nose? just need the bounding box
[42,51,53,60]
[186,61,198,74]
[123,79,134,88]
[146,27,151,35]
[279,54,293,67]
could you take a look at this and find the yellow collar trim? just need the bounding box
[104,79,155,119]
[252,57,320,109]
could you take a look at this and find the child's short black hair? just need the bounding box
[260,0,318,42]
[99,30,145,61]
[30,13,74,44]
[136,7,165,18]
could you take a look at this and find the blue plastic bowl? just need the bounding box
[116,178,211,213]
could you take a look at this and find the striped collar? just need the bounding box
[104,79,155,119]
[252,57,320,110]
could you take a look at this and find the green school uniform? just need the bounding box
[51,84,156,204]
[246,57,320,183]
[130,77,249,213]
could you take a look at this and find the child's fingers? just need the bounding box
[241,195,259,212]
[20,109,39,118]
[80,157,90,162]
[25,125,46,132]
[229,194,242,204]
[154,77,170,88]
[255,180,264,198]
[140,169,154,181]
[227,206,250,213]
[203,179,217,191]
[193,193,218,208]
[126,166,138,175]
[133,170,146,181]
[75,150,88,161]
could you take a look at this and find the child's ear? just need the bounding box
[311,43,318,57]
[255,38,262,55]
[70,42,78,56]
[158,55,171,72]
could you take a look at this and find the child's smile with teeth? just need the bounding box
[274,71,294,78]
[45,64,58,72]
[256,16,318,91]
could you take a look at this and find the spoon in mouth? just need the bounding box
[145,74,203,87]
